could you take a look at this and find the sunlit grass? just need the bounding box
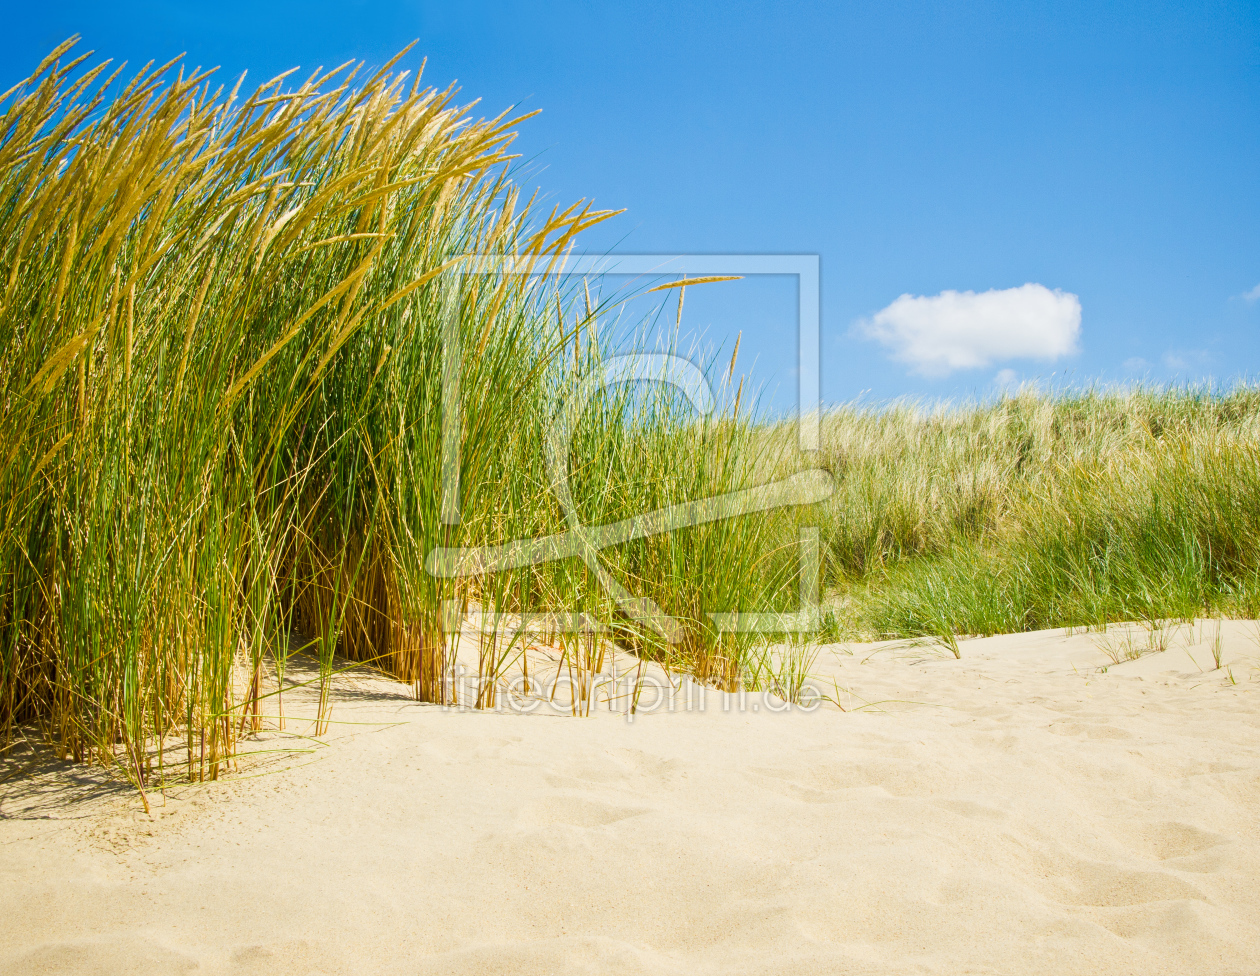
[813,386,1260,642]
[0,40,805,786]
[4,40,1256,797]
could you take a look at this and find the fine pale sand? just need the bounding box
[2,621,1259,975]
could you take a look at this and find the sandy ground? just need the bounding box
[2,619,1259,975]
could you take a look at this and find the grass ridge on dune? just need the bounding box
[815,387,1260,640]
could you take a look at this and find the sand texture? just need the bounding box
[2,620,1259,975]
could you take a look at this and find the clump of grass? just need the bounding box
[0,40,811,781]
[747,640,818,704]
[1092,620,1177,665]
[0,37,583,771]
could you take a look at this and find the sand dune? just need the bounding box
[2,621,1258,975]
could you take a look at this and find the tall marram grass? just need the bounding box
[0,41,804,784]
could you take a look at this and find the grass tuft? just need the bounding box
[0,41,805,778]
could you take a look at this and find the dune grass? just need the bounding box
[813,387,1260,642]
[2,41,1257,793]
[0,41,804,784]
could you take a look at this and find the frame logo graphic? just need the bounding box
[424,254,831,639]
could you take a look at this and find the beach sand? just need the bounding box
[2,620,1258,975]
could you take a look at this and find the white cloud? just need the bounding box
[992,368,1019,388]
[1242,283,1260,303]
[1162,349,1210,371]
[858,283,1081,376]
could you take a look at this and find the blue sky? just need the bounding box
[5,1,1258,410]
